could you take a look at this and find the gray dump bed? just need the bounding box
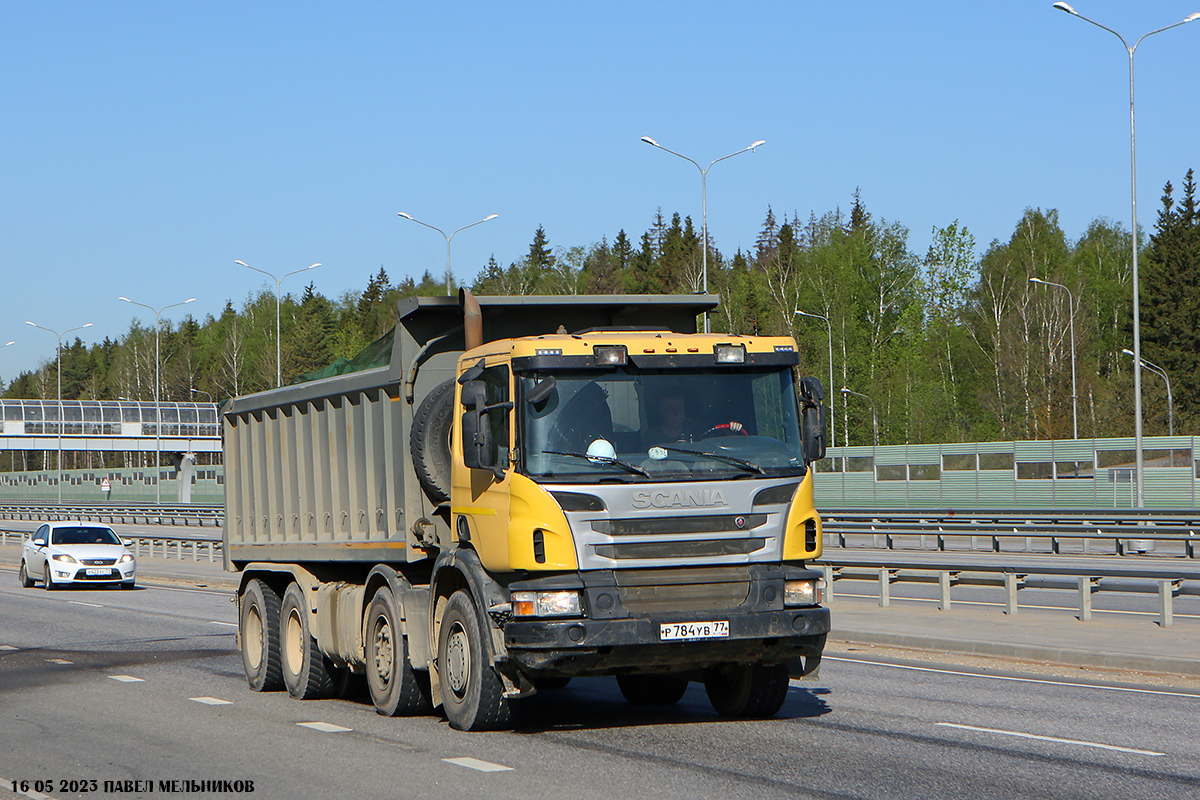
[222,294,716,567]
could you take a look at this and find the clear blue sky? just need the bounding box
[3,1,1198,380]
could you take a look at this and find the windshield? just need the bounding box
[51,526,121,545]
[520,366,806,483]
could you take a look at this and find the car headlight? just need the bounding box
[119,554,135,564]
[784,579,820,607]
[511,590,582,618]
[51,553,78,564]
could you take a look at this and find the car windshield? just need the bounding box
[51,527,121,546]
[521,366,807,483]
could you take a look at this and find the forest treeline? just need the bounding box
[5,171,1198,448]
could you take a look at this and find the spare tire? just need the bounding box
[411,378,456,503]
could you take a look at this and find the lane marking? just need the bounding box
[0,774,56,800]
[1,644,18,650]
[825,656,1200,700]
[298,721,351,733]
[190,696,233,705]
[210,621,238,627]
[443,757,513,772]
[108,675,145,683]
[68,601,103,608]
[45,658,73,665]
[936,722,1165,756]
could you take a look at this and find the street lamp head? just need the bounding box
[397,212,414,220]
[749,140,766,150]
[1121,348,1135,356]
[483,214,499,221]
[1052,2,1077,14]
[307,264,321,270]
[640,136,660,147]
[234,260,249,267]
[2,341,13,347]
[1186,12,1200,22]
[1029,277,1045,284]
[184,298,196,304]
[25,321,36,327]
[81,323,93,329]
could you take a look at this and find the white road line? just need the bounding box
[45,658,73,665]
[824,656,1200,700]
[68,601,103,608]
[210,621,237,627]
[1,644,19,650]
[0,774,56,800]
[936,722,1165,756]
[298,721,352,733]
[443,757,513,772]
[190,696,233,705]
[108,675,145,683]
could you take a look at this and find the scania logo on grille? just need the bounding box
[735,516,746,529]
[631,489,729,509]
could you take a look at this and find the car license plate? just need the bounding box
[660,620,729,641]
[85,568,112,576]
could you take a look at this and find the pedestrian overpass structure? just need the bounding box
[0,399,223,503]
[0,399,221,453]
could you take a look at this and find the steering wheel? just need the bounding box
[701,421,748,438]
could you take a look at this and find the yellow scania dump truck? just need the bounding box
[223,291,829,730]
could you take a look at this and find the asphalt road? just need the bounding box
[3,578,1199,800]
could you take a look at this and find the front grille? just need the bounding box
[592,515,767,536]
[614,566,752,614]
[81,558,117,566]
[594,538,767,560]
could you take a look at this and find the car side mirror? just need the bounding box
[123,539,134,547]
[32,537,46,547]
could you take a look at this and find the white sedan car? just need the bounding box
[19,522,137,590]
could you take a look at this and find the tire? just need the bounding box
[240,579,284,692]
[704,662,791,719]
[43,563,58,591]
[437,590,512,731]
[616,674,689,706]
[18,561,34,588]
[411,378,456,504]
[365,588,431,716]
[281,582,336,700]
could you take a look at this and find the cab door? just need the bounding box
[452,360,514,571]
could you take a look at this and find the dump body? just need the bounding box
[224,293,830,730]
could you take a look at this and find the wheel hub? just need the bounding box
[372,618,394,685]
[445,622,470,698]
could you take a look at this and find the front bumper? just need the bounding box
[503,605,829,675]
[50,563,136,584]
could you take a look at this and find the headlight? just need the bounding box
[714,344,746,363]
[51,553,78,564]
[511,590,583,618]
[784,579,819,607]
[119,554,135,564]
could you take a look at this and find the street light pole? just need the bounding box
[794,310,835,447]
[840,387,878,448]
[1052,2,1200,504]
[397,212,499,297]
[235,261,321,388]
[25,321,94,502]
[1029,277,1078,439]
[119,296,195,505]
[1121,349,1173,437]
[640,136,765,334]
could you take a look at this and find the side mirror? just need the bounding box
[32,537,46,547]
[123,539,134,548]
[524,376,557,407]
[460,379,495,472]
[799,377,827,463]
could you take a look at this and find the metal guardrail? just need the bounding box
[0,502,223,527]
[1,529,223,564]
[816,552,1199,628]
[822,507,1200,558]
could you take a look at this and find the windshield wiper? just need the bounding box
[543,450,651,478]
[658,445,767,475]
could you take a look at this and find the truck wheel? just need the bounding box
[280,582,335,699]
[616,674,689,705]
[365,588,431,716]
[411,378,455,504]
[704,663,791,718]
[240,579,284,691]
[438,590,513,731]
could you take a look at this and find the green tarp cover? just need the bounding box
[293,327,394,384]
